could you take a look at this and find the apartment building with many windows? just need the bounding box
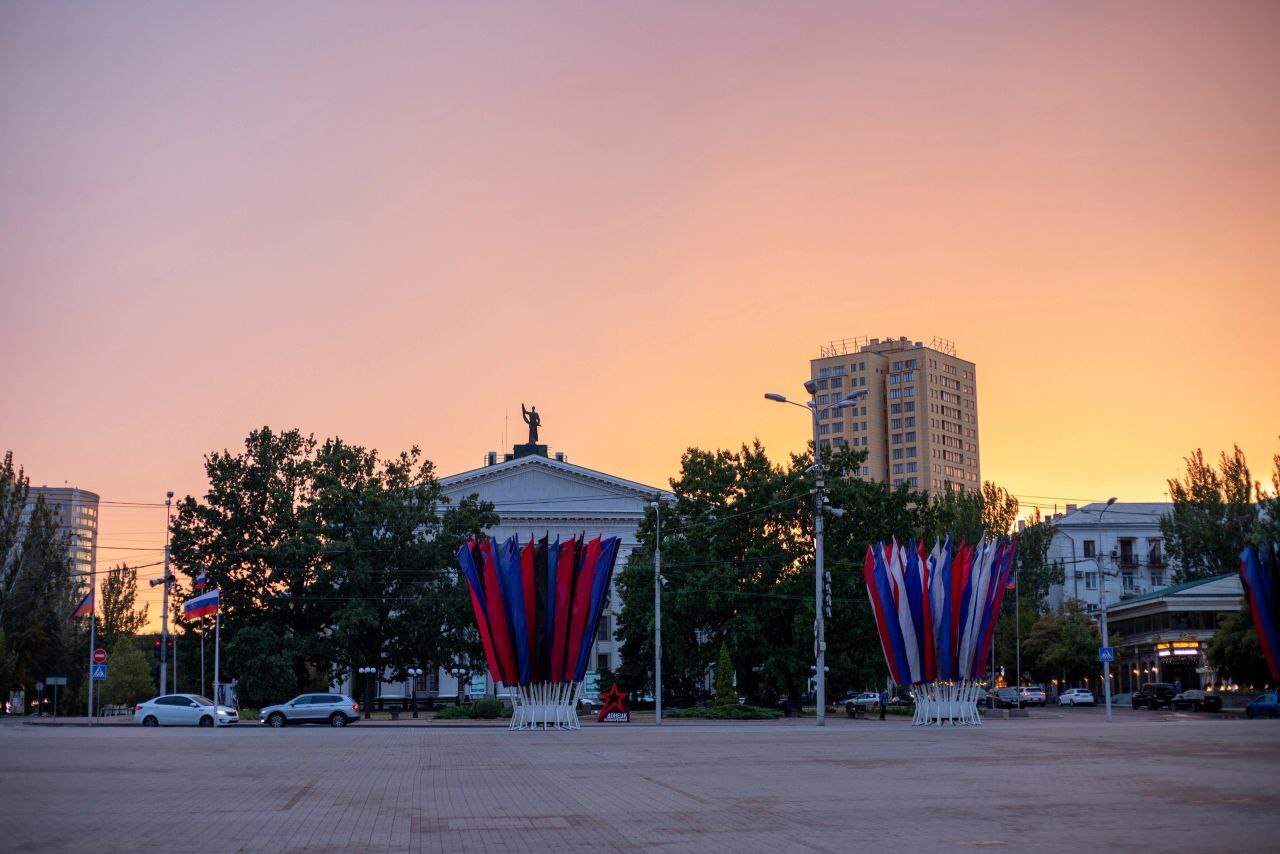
[20,486,99,576]
[809,335,980,492]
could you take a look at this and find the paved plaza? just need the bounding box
[3,711,1278,852]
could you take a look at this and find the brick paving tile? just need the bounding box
[2,710,1277,852]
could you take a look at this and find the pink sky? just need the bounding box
[3,2,1278,621]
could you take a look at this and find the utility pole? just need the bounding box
[159,491,173,694]
[1098,497,1117,722]
[652,500,663,726]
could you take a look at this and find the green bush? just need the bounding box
[472,697,503,719]
[665,704,780,720]
[433,703,473,720]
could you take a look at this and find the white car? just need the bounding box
[134,693,239,727]
[1058,688,1094,707]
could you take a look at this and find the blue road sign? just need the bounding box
[1098,646,1115,662]
[91,664,108,680]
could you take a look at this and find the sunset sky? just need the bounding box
[3,2,1278,622]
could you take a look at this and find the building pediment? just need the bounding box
[440,455,670,519]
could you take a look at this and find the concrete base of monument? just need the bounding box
[512,443,548,459]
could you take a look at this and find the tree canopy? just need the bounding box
[168,427,497,705]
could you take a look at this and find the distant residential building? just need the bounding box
[20,486,99,575]
[1107,574,1243,693]
[1047,502,1174,612]
[810,335,979,493]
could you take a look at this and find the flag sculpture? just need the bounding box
[457,534,621,731]
[1239,543,1279,682]
[863,536,1016,726]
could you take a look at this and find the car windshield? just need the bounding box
[189,695,214,706]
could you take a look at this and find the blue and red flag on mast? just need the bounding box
[183,589,220,619]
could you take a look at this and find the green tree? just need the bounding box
[1207,602,1272,689]
[225,623,300,707]
[1021,602,1100,686]
[96,638,156,707]
[98,563,148,649]
[169,427,497,698]
[1161,446,1263,581]
[714,641,735,705]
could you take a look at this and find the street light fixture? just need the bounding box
[764,386,868,726]
[407,667,423,718]
[358,666,377,719]
[1097,496,1117,722]
[448,665,467,706]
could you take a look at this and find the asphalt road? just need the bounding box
[3,710,1277,852]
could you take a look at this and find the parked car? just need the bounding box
[1058,688,1094,707]
[134,694,239,727]
[578,695,602,712]
[259,693,360,727]
[988,687,1024,709]
[1170,690,1222,713]
[843,692,881,713]
[1245,692,1279,719]
[1017,685,1046,706]
[1131,682,1177,710]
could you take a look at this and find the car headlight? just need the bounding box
[218,709,233,715]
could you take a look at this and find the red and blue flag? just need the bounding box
[183,589,220,619]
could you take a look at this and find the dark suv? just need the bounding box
[1131,683,1177,710]
[988,687,1024,709]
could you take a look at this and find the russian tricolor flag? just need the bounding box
[184,589,220,619]
[67,590,94,622]
[194,572,207,590]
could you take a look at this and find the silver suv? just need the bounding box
[1017,685,1046,706]
[260,693,360,728]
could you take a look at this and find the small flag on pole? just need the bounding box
[1005,573,1016,591]
[184,589,220,619]
[67,591,94,622]
[194,571,207,590]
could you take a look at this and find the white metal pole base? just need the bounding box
[508,682,584,731]
[911,681,982,727]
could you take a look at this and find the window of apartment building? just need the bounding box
[892,360,904,371]
[1083,540,1096,558]
[903,386,914,397]
[902,371,914,383]
[909,477,919,488]
[890,403,902,413]
[597,615,612,642]
[859,361,866,371]
[818,394,830,404]
[893,478,903,488]
[832,436,846,446]
[862,466,871,476]
[830,377,843,388]
[905,447,917,457]
[1084,572,1098,590]
[816,379,828,390]
[860,421,867,430]
[1118,538,1136,568]
[904,402,915,412]
[1122,572,1134,591]
[1147,538,1164,567]
[892,463,904,475]
[891,418,902,429]
[819,367,831,378]
[888,374,900,385]
[860,436,869,446]
[859,376,866,387]
[891,433,902,444]
[905,359,917,369]
[905,432,916,442]
[889,388,901,399]
[905,417,915,427]
[1150,571,1164,588]
[892,448,903,460]
[832,365,845,375]
[597,653,610,672]
[906,462,917,473]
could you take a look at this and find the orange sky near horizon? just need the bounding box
[2,2,1278,627]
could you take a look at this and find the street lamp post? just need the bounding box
[1097,497,1118,722]
[158,491,174,694]
[407,667,423,718]
[652,500,663,726]
[764,385,867,726]
[449,666,466,705]
[358,666,376,719]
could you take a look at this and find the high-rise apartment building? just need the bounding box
[20,487,99,575]
[810,336,980,493]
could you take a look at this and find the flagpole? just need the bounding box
[213,605,220,734]
[201,615,206,699]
